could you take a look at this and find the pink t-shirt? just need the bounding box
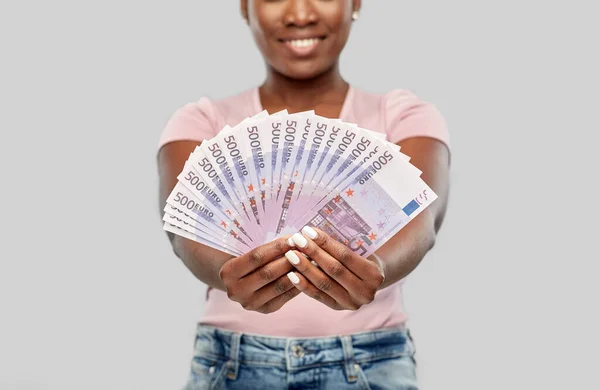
[158,85,450,337]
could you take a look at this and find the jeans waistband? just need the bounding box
[192,323,415,380]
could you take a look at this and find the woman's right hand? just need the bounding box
[218,236,300,314]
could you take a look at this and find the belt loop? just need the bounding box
[226,332,242,380]
[340,335,357,383]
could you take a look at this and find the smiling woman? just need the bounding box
[243,0,354,80]
[156,1,451,389]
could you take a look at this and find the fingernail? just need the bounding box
[292,233,308,248]
[302,226,318,239]
[287,271,300,284]
[285,250,300,265]
[287,237,295,247]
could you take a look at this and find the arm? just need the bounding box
[371,136,451,289]
[157,140,233,292]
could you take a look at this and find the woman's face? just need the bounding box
[242,0,360,80]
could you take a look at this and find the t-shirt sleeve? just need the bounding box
[157,97,218,152]
[384,89,450,150]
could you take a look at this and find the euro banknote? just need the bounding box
[162,110,437,258]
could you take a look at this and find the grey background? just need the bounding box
[1,1,598,389]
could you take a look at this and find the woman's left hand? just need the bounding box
[284,226,386,311]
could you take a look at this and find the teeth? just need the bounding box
[288,38,319,48]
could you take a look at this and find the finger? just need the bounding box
[249,272,299,311]
[257,284,301,314]
[298,226,384,285]
[286,271,345,310]
[284,249,356,309]
[221,235,294,279]
[238,256,295,292]
[289,232,363,293]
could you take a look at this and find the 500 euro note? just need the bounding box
[165,180,253,253]
[292,139,437,257]
[162,211,244,257]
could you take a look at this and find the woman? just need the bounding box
[157,1,450,388]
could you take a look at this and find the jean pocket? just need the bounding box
[185,353,229,390]
[354,356,419,390]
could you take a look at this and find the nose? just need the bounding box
[283,0,318,27]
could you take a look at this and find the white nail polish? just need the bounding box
[285,250,300,265]
[302,226,318,239]
[288,237,295,247]
[292,233,308,248]
[287,271,300,284]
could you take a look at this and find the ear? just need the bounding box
[353,0,362,14]
[240,0,249,24]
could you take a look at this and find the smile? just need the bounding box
[280,37,325,56]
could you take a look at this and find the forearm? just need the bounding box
[170,233,234,292]
[370,210,437,290]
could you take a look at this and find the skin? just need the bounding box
[157,0,450,313]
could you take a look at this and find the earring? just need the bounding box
[352,11,359,21]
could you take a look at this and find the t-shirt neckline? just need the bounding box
[252,85,354,121]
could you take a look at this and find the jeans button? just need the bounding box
[292,345,305,358]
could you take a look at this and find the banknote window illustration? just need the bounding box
[308,196,373,248]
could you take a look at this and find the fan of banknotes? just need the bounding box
[162,109,436,258]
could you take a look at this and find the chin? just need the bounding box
[278,61,333,81]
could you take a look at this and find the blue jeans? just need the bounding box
[183,324,419,390]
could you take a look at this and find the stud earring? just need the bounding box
[352,11,359,21]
